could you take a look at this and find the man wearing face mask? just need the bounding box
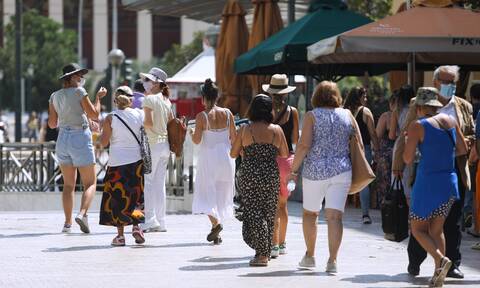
[392,65,474,279]
[140,67,173,233]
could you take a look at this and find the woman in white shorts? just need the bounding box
[288,81,362,273]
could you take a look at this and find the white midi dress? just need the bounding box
[192,111,235,222]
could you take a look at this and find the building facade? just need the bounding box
[1,0,181,71]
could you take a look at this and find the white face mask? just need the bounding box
[143,81,154,93]
[439,84,456,100]
[78,78,86,87]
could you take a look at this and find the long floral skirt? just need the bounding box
[99,160,144,227]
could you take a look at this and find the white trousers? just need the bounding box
[144,142,170,228]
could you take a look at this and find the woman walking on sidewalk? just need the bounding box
[191,79,236,244]
[140,67,173,233]
[97,86,146,246]
[403,87,466,287]
[48,63,107,233]
[344,87,379,224]
[231,95,289,266]
[263,75,299,258]
[288,81,359,273]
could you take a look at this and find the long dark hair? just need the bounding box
[344,86,367,112]
[397,85,415,108]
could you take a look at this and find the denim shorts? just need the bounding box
[56,127,95,167]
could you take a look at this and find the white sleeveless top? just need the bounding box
[108,108,145,167]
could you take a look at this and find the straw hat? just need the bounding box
[59,63,88,80]
[415,87,443,107]
[262,74,296,94]
[140,67,168,83]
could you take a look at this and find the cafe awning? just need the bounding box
[307,6,480,71]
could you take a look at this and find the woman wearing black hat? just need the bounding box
[48,63,107,234]
[230,95,289,266]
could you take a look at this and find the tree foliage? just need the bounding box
[0,10,77,111]
[158,31,205,77]
[345,0,393,20]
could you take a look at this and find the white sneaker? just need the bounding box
[61,223,71,233]
[75,214,90,233]
[298,253,316,269]
[270,245,280,258]
[326,260,337,273]
[279,243,287,255]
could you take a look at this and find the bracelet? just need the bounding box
[290,171,298,176]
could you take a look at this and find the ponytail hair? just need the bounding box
[200,78,218,103]
[115,94,131,110]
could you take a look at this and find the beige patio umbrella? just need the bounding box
[248,0,284,94]
[215,0,251,116]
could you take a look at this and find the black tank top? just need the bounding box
[278,107,294,153]
[356,107,371,146]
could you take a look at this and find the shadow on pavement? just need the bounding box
[42,245,114,252]
[341,273,427,285]
[132,242,211,249]
[179,262,249,271]
[0,233,61,239]
[238,269,328,277]
[190,256,252,263]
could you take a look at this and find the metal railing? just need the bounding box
[0,119,248,195]
[0,142,192,196]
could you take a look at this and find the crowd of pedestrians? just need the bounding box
[47,62,479,287]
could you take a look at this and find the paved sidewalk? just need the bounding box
[1,202,479,288]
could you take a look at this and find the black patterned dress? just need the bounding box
[238,139,280,257]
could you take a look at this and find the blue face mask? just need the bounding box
[439,84,456,99]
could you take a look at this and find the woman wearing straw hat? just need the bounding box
[262,74,299,258]
[403,87,467,287]
[48,63,107,233]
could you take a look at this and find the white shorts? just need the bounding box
[302,171,352,213]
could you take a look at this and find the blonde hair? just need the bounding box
[311,81,342,108]
[115,93,131,110]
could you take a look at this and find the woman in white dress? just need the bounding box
[191,79,236,244]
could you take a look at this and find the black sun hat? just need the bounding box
[59,63,88,80]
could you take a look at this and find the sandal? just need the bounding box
[249,256,268,267]
[111,235,126,246]
[207,224,223,242]
[472,242,480,251]
[132,226,145,244]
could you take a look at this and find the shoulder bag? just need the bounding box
[113,114,152,174]
[348,111,376,194]
[167,109,187,157]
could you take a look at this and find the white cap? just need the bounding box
[140,67,168,83]
[116,86,133,96]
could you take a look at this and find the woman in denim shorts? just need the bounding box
[48,63,107,233]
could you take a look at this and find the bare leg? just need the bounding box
[325,208,343,262]
[77,165,97,216]
[117,226,125,237]
[278,197,289,244]
[208,215,219,227]
[411,220,444,269]
[303,209,318,257]
[429,216,447,257]
[59,165,77,225]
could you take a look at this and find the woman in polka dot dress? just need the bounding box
[403,87,467,287]
[230,95,289,267]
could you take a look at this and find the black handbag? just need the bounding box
[381,177,409,242]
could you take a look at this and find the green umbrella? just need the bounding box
[234,0,376,78]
